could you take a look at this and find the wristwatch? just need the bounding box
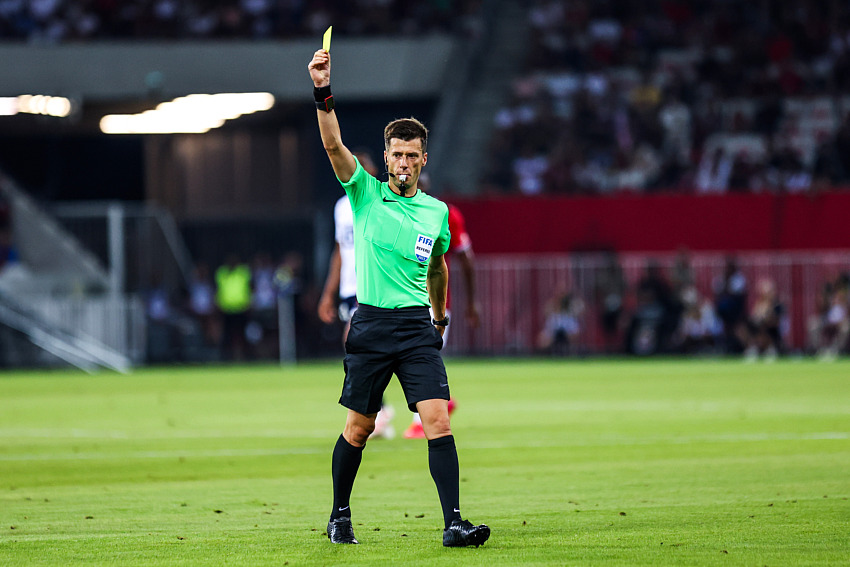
[432,316,450,327]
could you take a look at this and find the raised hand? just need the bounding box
[308,49,330,88]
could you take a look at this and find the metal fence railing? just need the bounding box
[51,201,194,295]
[444,251,850,357]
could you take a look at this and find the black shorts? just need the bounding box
[340,304,449,414]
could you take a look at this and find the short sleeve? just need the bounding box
[339,156,381,212]
[433,206,451,257]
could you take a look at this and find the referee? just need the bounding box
[308,48,490,548]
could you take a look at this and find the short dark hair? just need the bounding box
[384,117,428,153]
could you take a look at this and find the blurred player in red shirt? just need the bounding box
[404,203,480,439]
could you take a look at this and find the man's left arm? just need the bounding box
[456,248,480,328]
[427,253,448,337]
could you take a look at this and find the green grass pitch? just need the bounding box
[1,358,848,566]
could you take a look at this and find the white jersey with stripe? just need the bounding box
[334,195,357,300]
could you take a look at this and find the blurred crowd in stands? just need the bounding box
[615,254,790,360]
[482,0,850,196]
[144,248,850,364]
[143,250,318,363]
[536,251,850,361]
[809,269,850,360]
[0,0,482,42]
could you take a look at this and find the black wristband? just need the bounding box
[313,85,334,112]
[432,316,450,327]
[313,85,331,102]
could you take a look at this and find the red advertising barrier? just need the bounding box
[447,191,850,254]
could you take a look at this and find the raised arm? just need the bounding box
[308,49,357,182]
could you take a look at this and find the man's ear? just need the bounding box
[422,152,428,167]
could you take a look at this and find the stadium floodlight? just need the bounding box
[45,96,73,117]
[0,95,73,117]
[0,97,18,116]
[100,92,275,135]
[100,112,225,134]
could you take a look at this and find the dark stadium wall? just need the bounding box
[0,135,145,202]
[448,192,850,254]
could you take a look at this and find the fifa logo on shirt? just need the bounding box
[415,234,434,263]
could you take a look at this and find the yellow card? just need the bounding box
[323,25,332,52]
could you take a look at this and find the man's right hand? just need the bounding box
[318,293,337,324]
[308,49,330,87]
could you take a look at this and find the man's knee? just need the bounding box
[416,399,452,439]
[423,416,452,439]
[344,411,376,446]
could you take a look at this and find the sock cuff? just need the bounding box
[339,434,365,453]
[428,434,455,450]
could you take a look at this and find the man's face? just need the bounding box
[384,137,427,192]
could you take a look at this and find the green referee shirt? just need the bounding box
[339,157,450,309]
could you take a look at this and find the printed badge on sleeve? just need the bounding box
[415,234,434,263]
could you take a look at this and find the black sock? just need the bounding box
[330,434,364,521]
[428,435,462,529]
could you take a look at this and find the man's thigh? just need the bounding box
[339,313,394,414]
[395,345,450,412]
[340,351,394,414]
